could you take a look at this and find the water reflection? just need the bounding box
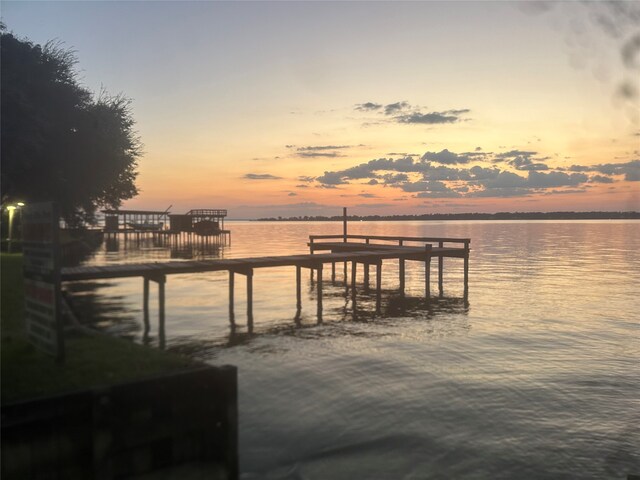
[64,281,140,340]
[161,293,470,360]
[102,235,226,261]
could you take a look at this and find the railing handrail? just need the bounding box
[309,234,470,245]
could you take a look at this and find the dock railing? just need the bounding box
[309,234,470,251]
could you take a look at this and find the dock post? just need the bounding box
[343,207,347,242]
[143,277,150,338]
[363,264,370,290]
[364,238,370,290]
[158,275,166,349]
[425,245,432,302]
[246,269,254,331]
[464,240,470,301]
[296,265,302,311]
[351,261,357,305]
[399,258,405,297]
[344,261,348,285]
[376,260,382,313]
[331,262,336,283]
[438,241,444,297]
[309,237,314,282]
[229,271,235,324]
[317,264,323,322]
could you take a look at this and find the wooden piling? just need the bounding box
[143,277,150,337]
[158,275,166,349]
[296,265,302,311]
[331,262,336,283]
[464,240,470,300]
[351,261,357,304]
[364,238,370,290]
[229,271,235,323]
[316,264,323,321]
[425,244,432,302]
[438,241,444,297]
[376,261,382,313]
[246,269,254,330]
[399,258,405,297]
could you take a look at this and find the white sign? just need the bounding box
[22,202,64,360]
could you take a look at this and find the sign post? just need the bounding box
[22,202,64,362]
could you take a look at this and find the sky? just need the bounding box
[2,1,639,218]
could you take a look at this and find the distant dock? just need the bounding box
[102,208,231,246]
[62,233,470,348]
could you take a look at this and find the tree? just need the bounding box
[1,27,141,225]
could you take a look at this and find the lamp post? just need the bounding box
[7,206,16,253]
[6,203,25,253]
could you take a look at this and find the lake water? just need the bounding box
[75,220,640,479]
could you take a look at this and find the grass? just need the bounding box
[1,254,194,404]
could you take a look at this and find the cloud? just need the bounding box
[315,172,346,185]
[355,102,382,111]
[355,203,394,208]
[396,111,461,124]
[244,173,282,180]
[384,101,410,115]
[493,149,549,171]
[567,160,639,181]
[421,149,477,165]
[358,193,380,198]
[526,171,588,188]
[590,174,614,183]
[288,192,298,196]
[296,145,350,151]
[292,145,351,158]
[297,151,344,158]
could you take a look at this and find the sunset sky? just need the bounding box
[3,1,639,218]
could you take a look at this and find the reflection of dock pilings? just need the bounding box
[62,234,470,347]
[104,230,229,259]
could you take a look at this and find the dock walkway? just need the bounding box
[61,234,470,347]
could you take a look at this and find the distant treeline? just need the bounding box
[256,211,640,222]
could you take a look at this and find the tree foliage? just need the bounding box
[1,27,141,224]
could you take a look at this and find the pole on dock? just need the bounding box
[331,262,336,283]
[376,260,382,313]
[425,245,432,302]
[343,207,347,242]
[229,271,235,324]
[316,264,323,322]
[143,277,150,339]
[438,241,444,297]
[399,258,405,297]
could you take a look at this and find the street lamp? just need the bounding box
[6,206,16,253]
[5,203,25,253]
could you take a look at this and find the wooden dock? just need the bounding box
[61,234,470,347]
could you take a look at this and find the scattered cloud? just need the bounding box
[384,101,410,115]
[244,173,282,180]
[355,102,382,111]
[289,144,351,158]
[396,111,462,125]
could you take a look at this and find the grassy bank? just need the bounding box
[1,254,193,404]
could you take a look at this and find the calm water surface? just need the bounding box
[77,220,640,479]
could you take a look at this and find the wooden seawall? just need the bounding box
[61,234,470,346]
